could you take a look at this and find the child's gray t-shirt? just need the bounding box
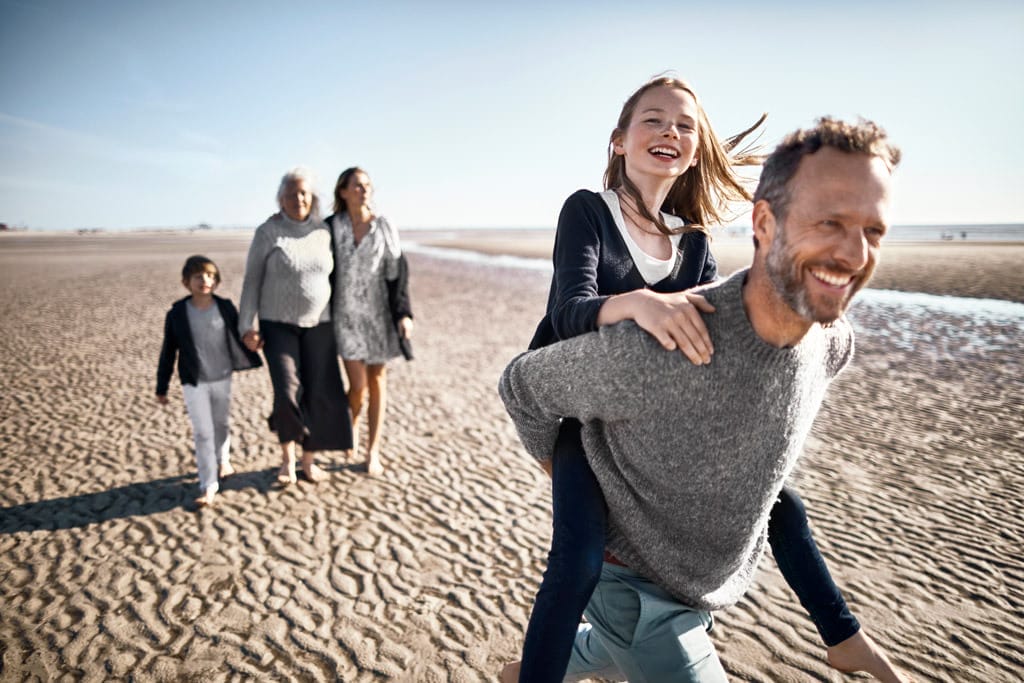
[186,300,233,383]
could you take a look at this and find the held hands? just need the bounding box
[242,329,264,352]
[608,289,715,365]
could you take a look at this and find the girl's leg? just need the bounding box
[343,358,368,460]
[210,377,233,478]
[517,419,607,683]
[182,382,219,502]
[769,486,860,646]
[364,363,387,475]
[773,490,912,681]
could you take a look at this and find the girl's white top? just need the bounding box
[600,190,684,285]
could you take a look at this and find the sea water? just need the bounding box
[404,241,1024,358]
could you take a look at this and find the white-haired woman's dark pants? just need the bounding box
[260,320,352,451]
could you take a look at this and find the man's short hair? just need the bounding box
[181,255,221,284]
[754,117,901,224]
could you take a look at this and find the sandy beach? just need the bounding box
[1,230,1022,682]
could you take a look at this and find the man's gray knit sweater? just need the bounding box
[238,213,333,334]
[498,269,853,611]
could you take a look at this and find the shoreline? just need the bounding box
[408,232,1024,303]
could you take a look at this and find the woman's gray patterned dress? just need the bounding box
[329,213,403,364]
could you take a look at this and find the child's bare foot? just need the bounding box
[365,452,384,477]
[195,490,218,507]
[277,461,297,486]
[827,630,912,682]
[219,462,235,479]
[499,661,520,683]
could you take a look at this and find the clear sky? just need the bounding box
[1,0,1022,231]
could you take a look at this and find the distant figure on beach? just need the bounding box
[238,168,352,485]
[155,255,262,507]
[499,80,911,683]
[325,167,413,477]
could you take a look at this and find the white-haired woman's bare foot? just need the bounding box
[301,452,327,483]
[277,461,297,486]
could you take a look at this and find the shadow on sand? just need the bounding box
[0,470,278,534]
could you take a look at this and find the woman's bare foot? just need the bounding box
[301,453,327,483]
[499,661,520,683]
[827,630,912,682]
[219,462,235,479]
[277,461,297,486]
[195,489,218,507]
[365,451,384,477]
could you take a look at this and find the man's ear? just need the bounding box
[751,199,776,250]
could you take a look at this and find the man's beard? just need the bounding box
[765,224,865,324]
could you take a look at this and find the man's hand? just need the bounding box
[156,394,169,405]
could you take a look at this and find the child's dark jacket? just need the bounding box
[156,295,262,396]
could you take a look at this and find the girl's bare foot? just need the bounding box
[277,461,297,486]
[827,630,913,682]
[365,451,384,477]
[219,462,235,479]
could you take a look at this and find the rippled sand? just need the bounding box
[1,231,1021,681]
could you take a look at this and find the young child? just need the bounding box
[502,77,911,682]
[156,255,262,507]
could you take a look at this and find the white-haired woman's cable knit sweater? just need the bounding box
[237,213,333,334]
[498,269,853,611]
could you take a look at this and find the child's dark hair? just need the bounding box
[181,255,221,284]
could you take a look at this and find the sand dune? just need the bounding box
[0,231,1021,681]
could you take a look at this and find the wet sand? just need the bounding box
[1,231,1021,681]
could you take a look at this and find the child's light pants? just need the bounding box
[182,377,232,494]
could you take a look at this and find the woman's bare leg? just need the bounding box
[343,358,368,460]
[365,363,387,475]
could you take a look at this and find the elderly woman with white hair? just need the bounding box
[238,167,352,485]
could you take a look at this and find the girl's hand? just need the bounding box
[242,329,264,352]
[613,289,715,365]
[398,316,414,339]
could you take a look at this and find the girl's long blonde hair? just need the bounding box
[603,76,765,236]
